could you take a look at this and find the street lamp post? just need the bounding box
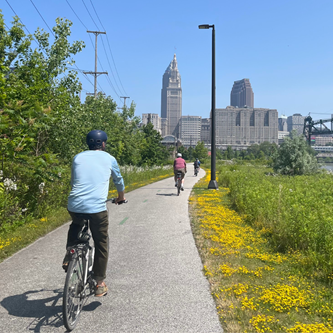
[199,24,218,190]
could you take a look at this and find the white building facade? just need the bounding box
[180,116,202,147]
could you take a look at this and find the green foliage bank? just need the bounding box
[0,13,170,233]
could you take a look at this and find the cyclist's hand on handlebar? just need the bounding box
[106,197,128,204]
[113,197,128,205]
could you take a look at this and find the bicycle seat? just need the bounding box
[77,228,91,243]
[74,214,91,243]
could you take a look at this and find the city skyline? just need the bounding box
[2,0,333,120]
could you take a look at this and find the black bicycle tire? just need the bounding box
[63,253,84,331]
[177,178,181,196]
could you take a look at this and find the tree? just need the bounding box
[140,123,169,166]
[258,141,278,158]
[178,146,189,160]
[272,130,319,175]
[0,13,84,216]
[216,149,224,160]
[193,141,208,161]
[188,146,194,160]
[226,146,234,160]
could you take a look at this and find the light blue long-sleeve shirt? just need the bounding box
[67,150,125,214]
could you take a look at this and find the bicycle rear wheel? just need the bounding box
[63,253,85,331]
[177,179,181,196]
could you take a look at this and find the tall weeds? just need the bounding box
[218,163,333,280]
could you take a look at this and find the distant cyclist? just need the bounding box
[194,158,201,174]
[174,152,187,191]
[63,130,125,297]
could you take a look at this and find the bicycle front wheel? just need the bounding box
[63,254,85,331]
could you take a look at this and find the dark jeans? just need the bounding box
[67,210,109,282]
[174,168,185,181]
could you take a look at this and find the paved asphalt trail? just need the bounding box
[0,165,223,333]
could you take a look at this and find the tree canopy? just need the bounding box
[272,130,319,175]
[0,13,171,225]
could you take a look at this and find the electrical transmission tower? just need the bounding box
[83,31,108,98]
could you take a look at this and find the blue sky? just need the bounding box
[2,0,333,120]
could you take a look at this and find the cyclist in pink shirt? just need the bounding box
[173,153,187,191]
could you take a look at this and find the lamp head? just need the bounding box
[198,24,210,29]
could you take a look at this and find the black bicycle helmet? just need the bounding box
[86,130,107,150]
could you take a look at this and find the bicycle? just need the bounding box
[194,167,199,176]
[62,198,128,331]
[176,171,182,196]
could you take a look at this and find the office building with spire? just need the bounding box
[161,54,182,138]
[230,78,254,108]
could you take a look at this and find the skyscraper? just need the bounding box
[230,78,254,108]
[161,54,182,138]
[215,106,278,146]
[278,115,288,131]
[142,113,161,133]
[287,114,305,135]
[180,116,201,147]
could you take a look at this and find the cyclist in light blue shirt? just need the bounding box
[64,130,125,297]
[67,150,124,213]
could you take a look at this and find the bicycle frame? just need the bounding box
[63,218,95,331]
[176,171,182,196]
[67,243,93,295]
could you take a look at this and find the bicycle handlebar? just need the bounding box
[106,198,128,205]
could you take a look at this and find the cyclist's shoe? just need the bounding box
[62,251,70,272]
[175,183,177,187]
[95,282,108,297]
[181,186,184,191]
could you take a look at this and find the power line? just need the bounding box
[4,0,50,56]
[97,54,121,99]
[70,66,95,87]
[104,35,128,96]
[86,0,128,96]
[65,0,88,30]
[27,0,99,90]
[4,0,33,36]
[89,0,106,31]
[5,0,126,99]
[100,37,123,96]
[64,0,98,51]
[81,0,99,30]
[4,0,94,90]
[65,0,120,98]
[29,0,54,37]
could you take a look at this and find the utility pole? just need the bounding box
[117,96,130,111]
[83,31,108,98]
[120,96,130,110]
